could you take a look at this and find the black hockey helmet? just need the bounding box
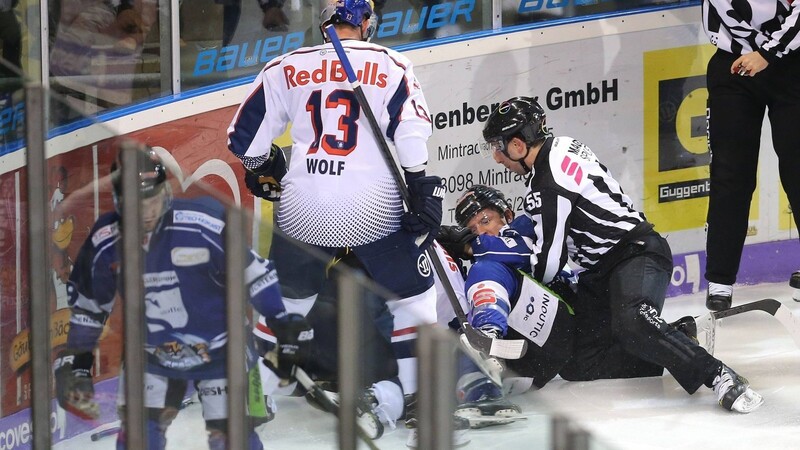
[110,142,171,215]
[455,185,514,227]
[482,96,550,157]
[320,0,377,42]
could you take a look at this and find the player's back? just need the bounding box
[264,40,426,246]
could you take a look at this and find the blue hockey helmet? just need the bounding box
[320,0,376,42]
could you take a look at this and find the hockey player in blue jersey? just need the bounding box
[53,145,306,449]
[438,185,577,426]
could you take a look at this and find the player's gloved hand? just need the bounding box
[245,144,287,201]
[436,225,476,260]
[261,313,314,380]
[54,350,99,420]
[401,175,445,247]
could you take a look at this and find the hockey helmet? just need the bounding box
[320,0,377,42]
[455,185,514,227]
[482,97,550,157]
[110,142,171,216]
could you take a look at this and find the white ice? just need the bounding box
[57,282,800,449]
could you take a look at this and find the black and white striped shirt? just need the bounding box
[703,0,800,61]
[523,137,645,283]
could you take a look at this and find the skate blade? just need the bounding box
[731,388,764,414]
[455,408,527,429]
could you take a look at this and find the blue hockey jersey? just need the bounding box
[66,196,284,379]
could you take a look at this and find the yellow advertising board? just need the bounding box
[643,44,758,232]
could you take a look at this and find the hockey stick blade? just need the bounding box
[464,323,528,360]
[696,298,800,353]
[293,366,380,450]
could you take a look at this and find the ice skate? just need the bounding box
[404,394,470,448]
[455,374,523,428]
[711,365,764,413]
[706,282,733,311]
[355,389,384,440]
[790,271,800,302]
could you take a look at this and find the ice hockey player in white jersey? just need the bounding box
[479,96,764,413]
[54,145,289,449]
[227,0,452,445]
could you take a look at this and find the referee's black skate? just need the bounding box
[711,365,764,413]
[706,282,732,311]
[790,271,800,302]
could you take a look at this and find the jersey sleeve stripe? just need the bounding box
[386,80,409,141]
[227,82,267,157]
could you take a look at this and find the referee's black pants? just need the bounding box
[562,230,721,393]
[706,49,800,285]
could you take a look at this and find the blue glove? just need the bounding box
[245,144,287,201]
[401,175,445,247]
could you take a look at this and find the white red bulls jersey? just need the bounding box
[228,39,433,247]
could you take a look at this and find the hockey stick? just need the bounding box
[324,25,528,362]
[696,298,800,355]
[292,366,380,450]
[89,397,195,441]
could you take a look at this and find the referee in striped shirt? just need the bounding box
[702,0,800,311]
[480,96,764,413]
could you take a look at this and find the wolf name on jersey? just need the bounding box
[66,197,283,379]
[228,39,433,247]
[525,136,645,283]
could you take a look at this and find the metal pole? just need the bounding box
[25,84,52,450]
[121,144,146,448]
[337,272,363,450]
[417,325,456,450]
[225,207,248,449]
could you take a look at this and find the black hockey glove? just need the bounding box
[401,175,445,248]
[436,225,476,260]
[261,313,314,380]
[244,144,287,201]
[54,350,99,420]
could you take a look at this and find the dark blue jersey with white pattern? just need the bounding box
[66,196,284,379]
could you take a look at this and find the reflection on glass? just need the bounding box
[49,0,162,125]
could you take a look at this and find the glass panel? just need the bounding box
[49,0,164,127]
[504,0,692,27]
[373,0,491,48]
[181,0,317,90]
